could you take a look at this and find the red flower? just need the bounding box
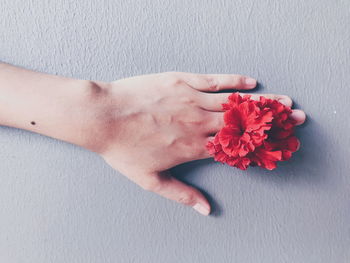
[207,93,299,170]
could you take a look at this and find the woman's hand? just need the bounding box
[0,63,306,216]
[92,72,306,215]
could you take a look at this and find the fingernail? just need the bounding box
[193,203,210,216]
[290,110,306,124]
[244,77,257,86]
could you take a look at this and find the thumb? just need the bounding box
[142,171,211,216]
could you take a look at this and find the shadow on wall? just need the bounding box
[172,106,331,216]
[247,115,330,184]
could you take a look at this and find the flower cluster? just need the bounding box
[206,93,299,170]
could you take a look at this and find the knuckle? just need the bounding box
[194,117,206,127]
[209,85,219,92]
[178,95,196,106]
[163,72,183,86]
[206,76,218,91]
[177,193,196,206]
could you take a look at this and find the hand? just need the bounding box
[92,72,306,215]
[0,64,305,215]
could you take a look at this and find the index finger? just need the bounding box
[177,72,257,92]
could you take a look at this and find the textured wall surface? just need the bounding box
[0,1,349,262]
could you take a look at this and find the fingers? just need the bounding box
[200,93,306,125]
[199,93,293,112]
[206,135,302,152]
[201,99,305,144]
[171,72,257,92]
[139,171,211,216]
[248,93,293,107]
[202,108,305,140]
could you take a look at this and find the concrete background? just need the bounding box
[0,0,349,262]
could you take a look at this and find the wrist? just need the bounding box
[69,80,116,153]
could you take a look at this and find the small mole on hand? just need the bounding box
[30,121,36,125]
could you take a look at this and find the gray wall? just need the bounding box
[0,1,349,262]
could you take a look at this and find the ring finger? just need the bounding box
[199,92,293,111]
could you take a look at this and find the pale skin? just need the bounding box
[0,63,306,216]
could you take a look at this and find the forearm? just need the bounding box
[0,62,109,152]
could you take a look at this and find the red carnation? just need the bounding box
[207,93,299,170]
